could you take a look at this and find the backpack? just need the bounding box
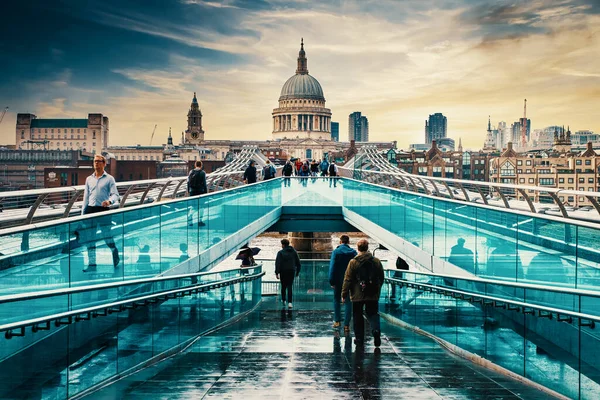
[329,164,336,176]
[188,169,205,193]
[283,163,293,175]
[356,258,380,296]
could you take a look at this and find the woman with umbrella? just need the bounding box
[237,246,260,269]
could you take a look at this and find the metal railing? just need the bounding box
[384,270,598,328]
[0,145,283,229]
[338,166,600,222]
[1,267,264,339]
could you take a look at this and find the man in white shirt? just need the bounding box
[82,155,120,272]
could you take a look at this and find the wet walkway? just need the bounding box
[90,299,552,399]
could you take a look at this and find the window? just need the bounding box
[568,196,574,202]
[517,169,522,173]
[144,156,148,160]
[576,160,582,165]
[589,178,594,184]
[519,178,525,183]
[93,142,96,147]
[579,178,585,183]
[529,178,534,184]
[559,178,564,183]
[500,161,515,176]
[585,160,591,165]
[51,129,54,133]
[20,130,24,139]
[526,160,532,166]
[93,131,96,139]
[77,135,80,139]
[539,178,555,186]
[517,160,522,166]
[568,178,574,183]
[71,129,74,133]
[45,129,48,133]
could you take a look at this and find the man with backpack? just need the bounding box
[188,161,207,196]
[341,239,385,349]
[282,160,294,187]
[328,160,338,187]
[187,161,207,226]
[329,235,357,332]
[262,160,276,181]
[319,157,329,177]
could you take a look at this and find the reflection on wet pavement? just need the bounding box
[90,299,552,399]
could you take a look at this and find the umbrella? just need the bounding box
[236,247,261,260]
[290,157,299,162]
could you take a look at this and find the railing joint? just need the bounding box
[5,327,25,339]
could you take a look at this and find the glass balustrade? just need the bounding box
[0,180,281,295]
[0,267,262,399]
[384,270,600,399]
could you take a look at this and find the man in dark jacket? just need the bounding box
[329,235,357,331]
[342,239,385,348]
[188,161,207,196]
[275,238,301,308]
[187,161,208,226]
[243,160,257,184]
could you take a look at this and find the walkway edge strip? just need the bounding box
[380,312,569,400]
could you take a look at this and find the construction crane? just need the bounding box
[0,107,8,125]
[520,99,527,148]
[149,124,157,145]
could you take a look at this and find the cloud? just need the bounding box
[1,0,600,150]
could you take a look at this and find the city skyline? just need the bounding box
[1,0,599,150]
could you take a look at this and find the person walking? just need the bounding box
[294,159,303,176]
[329,235,357,332]
[319,157,329,177]
[282,160,294,187]
[243,160,257,184]
[341,239,384,348]
[81,155,120,272]
[262,159,276,180]
[310,159,319,176]
[275,238,301,308]
[328,161,339,187]
[188,161,207,196]
[187,161,207,226]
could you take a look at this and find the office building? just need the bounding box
[425,113,447,144]
[348,112,369,142]
[331,122,339,141]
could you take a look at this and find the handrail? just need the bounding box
[1,271,265,339]
[338,165,600,221]
[340,175,600,230]
[386,276,597,327]
[383,268,600,299]
[0,265,261,304]
[0,177,283,235]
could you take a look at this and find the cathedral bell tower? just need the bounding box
[185,92,204,144]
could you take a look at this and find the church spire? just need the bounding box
[192,92,198,104]
[458,137,463,152]
[167,127,173,146]
[487,115,491,132]
[296,38,309,75]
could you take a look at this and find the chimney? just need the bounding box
[507,142,513,151]
[588,142,593,151]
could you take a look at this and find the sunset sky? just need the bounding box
[0,0,599,150]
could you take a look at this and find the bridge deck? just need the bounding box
[88,299,548,400]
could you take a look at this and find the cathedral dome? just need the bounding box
[279,74,324,101]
